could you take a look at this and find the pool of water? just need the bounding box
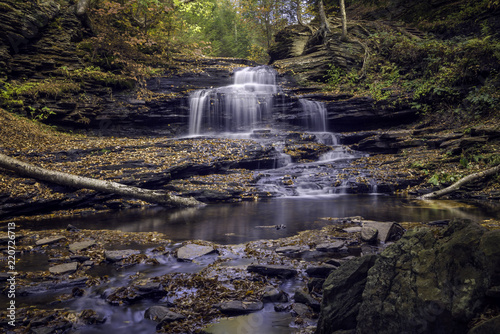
[19,195,499,244]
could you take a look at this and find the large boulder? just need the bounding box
[316,219,500,334]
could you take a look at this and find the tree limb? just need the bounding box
[0,153,204,208]
[419,164,500,200]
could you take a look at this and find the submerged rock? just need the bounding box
[176,243,216,261]
[262,286,288,303]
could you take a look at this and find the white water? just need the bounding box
[299,99,327,132]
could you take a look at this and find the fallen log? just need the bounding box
[0,153,204,208]
[419,164,500,200]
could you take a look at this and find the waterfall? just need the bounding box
[299,99,327,132]
[188,66,278,135]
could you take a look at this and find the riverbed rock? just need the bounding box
[294,289,321,312]
[176,243,216,261]
[69,240,96,253]
[104,249,140,262]
[219,300,264,315]
[36,236,66,246]
[247,264,297,278]
[360,226,378,243]
[362,221,403,243]
[48,262,78,275]
[305,264,337,278]
[262,286,288,303]
[315,240,345,252]
[144,305,185,323]
[276,245,306,255]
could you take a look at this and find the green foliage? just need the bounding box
[324,64,345,88]
[428,171,463,187]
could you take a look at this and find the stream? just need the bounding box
[6,66,500,333]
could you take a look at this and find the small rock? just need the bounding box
[294,289,321,312]
[360,226,378,243]
[49,262,78,275]
[36,236,66,246]
[69,240,96,253]
[79,309,106,325]
[343,227,362,233]
[306,265,337,278]
[67,224,80,232]
[219,300,264,315]
[276,246,304,254]
[176,244,216,261]
[70,255,91,262]
[262,286,288,303]
[247,264,297,278]
[144,305,185,323]
[291,303,312,318]
[105,249,140,262]
[316,241,344,252]
[307,278,325,293]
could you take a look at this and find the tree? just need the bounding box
[339,0,347,41]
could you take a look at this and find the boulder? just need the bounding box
[305,265,338,278]
[361,221,402,243]
[316,255,377,333]
[360,226,378,243]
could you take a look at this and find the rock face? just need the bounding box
[316,219,500,334]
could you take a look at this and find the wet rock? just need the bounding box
[307,278,325,294]
[104,249,140,262]
[316,255,377,333]
[36,236,66,246]
[79,309,106,325]
[294,289,321,312]
[18,277,88,295]
[291,303,312,318]
[247,264,297,278]
[306,264,337,278]
[276,245,305,255]
[69,240,96,253]
[176,243,216,261]
[144,305,186,323]
[262,286,288,303]
[360,226,378,243]
[316,240,344,252]
[219,300,264,315]
[67,224,80,232]
[468,315,500,334]
[49,262,78,275]
[362,221,402,243]
[342,227,362,233]
[70,255,90,262]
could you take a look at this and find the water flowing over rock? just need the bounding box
[188,65,330,136]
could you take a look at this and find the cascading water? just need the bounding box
[188,65,377,196]
[188,66,278,135]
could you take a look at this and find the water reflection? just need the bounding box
[19,195,499,244]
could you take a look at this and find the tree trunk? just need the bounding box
[419,165,500,200]
[340,0,348,41]
[0,153,204,208]
[318,0,331,35]
[296,0,314,34]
